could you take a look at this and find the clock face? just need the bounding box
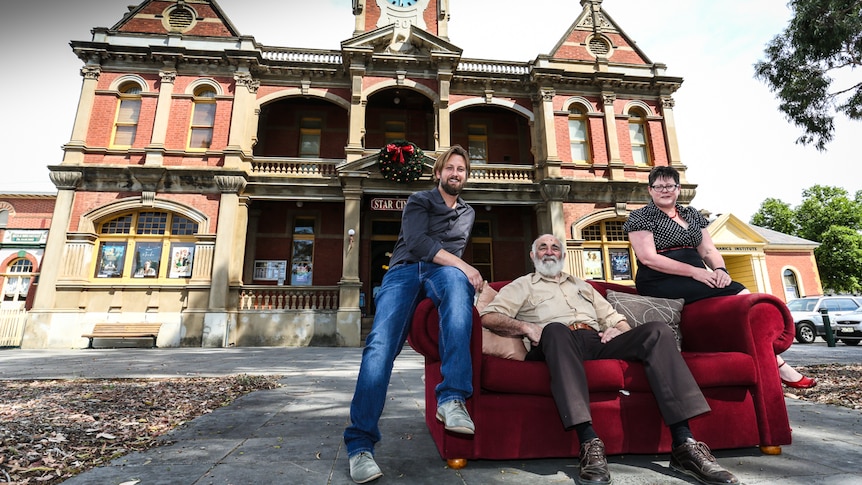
[387,0,417,6]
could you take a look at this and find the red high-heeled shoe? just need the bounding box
[782,375,817,389]
[778,362,817,388]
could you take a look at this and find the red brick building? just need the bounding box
[21,0,822,348]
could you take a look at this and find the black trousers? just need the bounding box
[525,321,710,429]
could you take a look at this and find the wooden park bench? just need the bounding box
[82,323,162,349]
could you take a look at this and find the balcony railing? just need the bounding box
[468,163,535,183]
[250,157,340,177]
[239,286,339,310]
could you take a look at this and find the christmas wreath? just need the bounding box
[377,140,424,183]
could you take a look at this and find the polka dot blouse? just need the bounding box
[622,202,708,251]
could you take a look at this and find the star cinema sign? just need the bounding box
[371,198,408,211]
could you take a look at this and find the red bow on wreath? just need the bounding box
[385,143,414,164]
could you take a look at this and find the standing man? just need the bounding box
[479,234,739,485]
[344,145,484,483]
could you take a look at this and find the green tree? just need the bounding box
[750,198,797,234]
[815,225,862,293]
[753,0,862,151]
[794,185,862,242]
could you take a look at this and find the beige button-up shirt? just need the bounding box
[479,272,626,332]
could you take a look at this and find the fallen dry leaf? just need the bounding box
[0,374,281,484]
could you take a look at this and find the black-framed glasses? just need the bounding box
[650,184,679,192]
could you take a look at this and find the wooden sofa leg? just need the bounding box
[447,458,467,469]
[760,445,782,455]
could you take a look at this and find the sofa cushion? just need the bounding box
[606,290,684,350]
[477,283,528,361]
[481,356,626,396]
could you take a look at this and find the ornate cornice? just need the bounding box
[80,66,101,81]
[234,72,260,93]
[49,171,82,190]
[159,70,177,84]
[215,175,247,194]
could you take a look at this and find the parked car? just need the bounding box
[786,296,862,344]
[834,307,862,346]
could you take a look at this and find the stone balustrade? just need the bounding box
[239,286,340,310]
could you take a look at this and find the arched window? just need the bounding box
[581,219,633,282]
[3,258,33,302]
[0,209,8,228]
[94,211,198,280]
[111,82,142,147]
[568,106,591,163]
[188,86,217,150]
[783,268,801,301]
[628,107,651,166]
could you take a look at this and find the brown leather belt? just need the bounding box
[569,323,596,332]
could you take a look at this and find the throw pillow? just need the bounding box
[605,290,684,351]
[475,283,528,361]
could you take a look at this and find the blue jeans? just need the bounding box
[343,262,474,457]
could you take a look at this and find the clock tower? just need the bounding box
[353,0,449,40]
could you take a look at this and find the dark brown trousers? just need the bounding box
[525,321,710,429]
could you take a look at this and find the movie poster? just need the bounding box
[609,248,632,280]
[96,242,126,278]
[583,249,604,280]
[133,242,161,278]
[169,243,195,278]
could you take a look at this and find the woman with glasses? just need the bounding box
[624,166,816,389]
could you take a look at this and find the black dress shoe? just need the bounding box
[670,438,739,485]
[577,438,611,485]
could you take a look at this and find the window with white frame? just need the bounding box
[3,258,33,302]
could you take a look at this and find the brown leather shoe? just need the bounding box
[670,439,739,485]
[577,438,611,485]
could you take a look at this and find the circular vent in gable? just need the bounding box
[162,4,197,33]
[588,36,611,57]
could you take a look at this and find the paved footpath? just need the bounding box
[1,342,860,485]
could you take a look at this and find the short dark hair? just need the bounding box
[433,145,471,182]
[648,166,680,186]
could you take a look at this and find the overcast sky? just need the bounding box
[1,0,857,222]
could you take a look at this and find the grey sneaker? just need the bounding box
[349,451,383,484]
[435,399,475,434]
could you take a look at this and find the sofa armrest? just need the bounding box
[680,293,795,356]
[407,299,485,367]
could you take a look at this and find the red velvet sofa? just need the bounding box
[407,280,795,466]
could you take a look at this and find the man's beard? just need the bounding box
[533,255,564,277]
[440,177,463,196]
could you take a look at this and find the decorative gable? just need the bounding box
[342,23,461,59]
[708,213,769,248]
[548,0,652,65]
[111,0,240,37]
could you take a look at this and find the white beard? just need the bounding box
[533,256,564,278]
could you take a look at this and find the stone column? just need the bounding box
[64,65,100,165]
[232,196,250,286]
[337,181,363,347]
[437,65,452,150]
[601,91,625,180]
[540,180,571,247]
[346,68,367,163]
[144,69,177,166]
[21,171,81,348]
[202,175,246,347]
[660,95,686,178]
[225,71,259,169]
[534,87,561,180]
[243,208,261,283]
[31,171,81,310]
